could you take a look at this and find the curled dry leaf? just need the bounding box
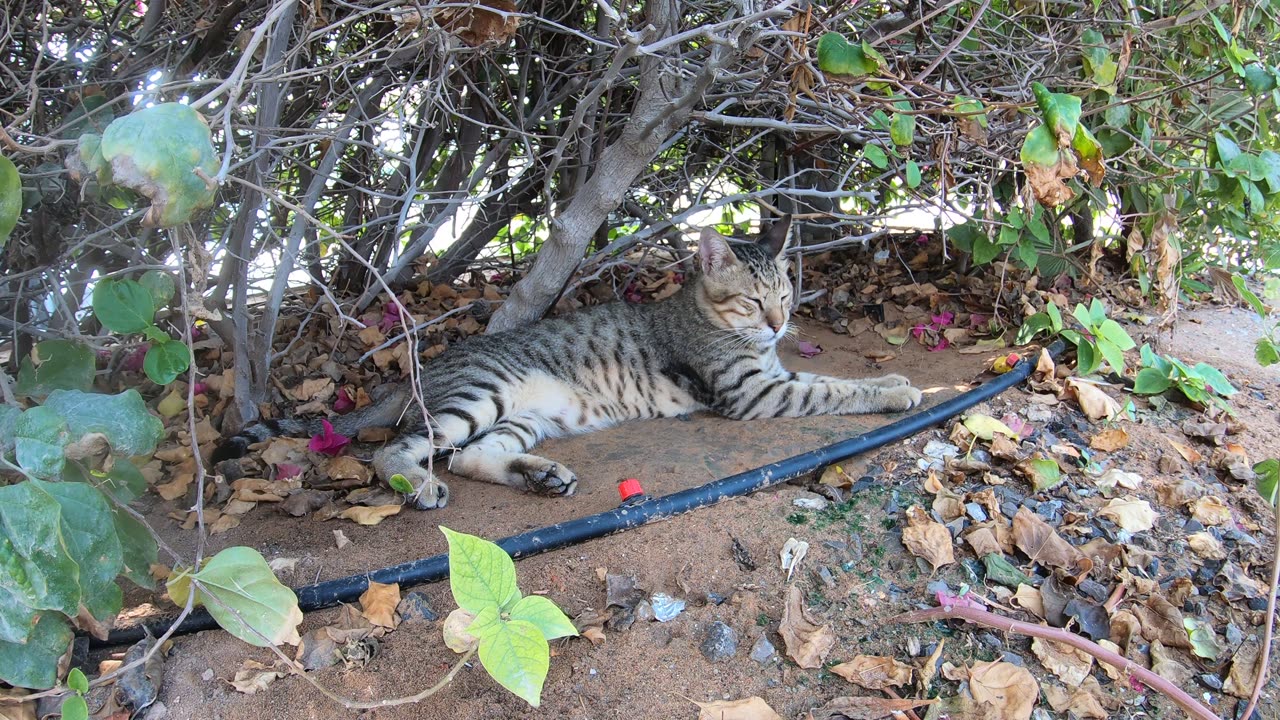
[1223,641,1261,699]
[1089,427,1129,451]
[779,585,835,669]
[227,660,284,694]
[919,638,945,692]
[1167,437,1203,464]
[326,455,371,483]
[1135,596,1192,649]
[1097,497,1158,532]
[1012,584,1045,619]
[780,537,809,580]
[1011,507,1091,581]
[1030,637,1093,686]
[1188,495,1232,526]
[692,697,783,720]
[338,504,401,525]
[807,696,938,720]
[1065,378,1121,422]
[1094,468,1142,491]
[965,527,1003,557]
[333,529,351,549]
[1186,531,1226,560]
[359,581,401,629]
[968,660,1039,720]
[901,505,954,570]
[442,608,479,653]
[830,655,913,690]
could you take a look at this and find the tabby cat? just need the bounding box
[213,216,922,508]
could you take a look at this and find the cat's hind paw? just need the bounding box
[513,458,578,497]
[866,374,912,388]
[883,385,924,412]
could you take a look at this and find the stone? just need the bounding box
[700,621,739,662]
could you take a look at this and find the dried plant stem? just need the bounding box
[1239,495,1280,720]
[890,604,1219,720]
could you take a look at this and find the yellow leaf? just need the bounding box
[338,504,401,525]
[692,697,783,720]
[359,581,401,629]
[963,414,1018,441]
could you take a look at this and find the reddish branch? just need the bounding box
[890,605,1220,720]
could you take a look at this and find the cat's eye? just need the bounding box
[750,298,765,311]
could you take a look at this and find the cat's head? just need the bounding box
[695,215,794,346]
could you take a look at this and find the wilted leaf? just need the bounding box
[901,505,954,570]
[98,103,219,227]
[1187,531,1226,560]
[1097,497,1157,532]
[808,696,938,720]
[1135,596,1192,649]
[1065,378,1120,421]
[1223,641,1261,698]
[779,585,835,669]
[1011,508,1091,581]
[968,660,1039,720]
[816,33,887,80]
[1012,584,1045,619]
[1183,618,1221,660]
[360,581,401,629]
[1016,456,1062,492]
[830,655,913,690]
[963,414,1018,441]
[819,464,853,488]
[433,0,519,47]
[983,553,1034,588]
[1189,495,1232,526]
[338,504,401,525]
[443,608,479,653]
[1167,438,1203,464]
[1031,637,1093,686]
[1089,428,1129,451]
[692,697,783,720]
[227,660,284,694]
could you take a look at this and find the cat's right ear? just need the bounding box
[698,228,737,274]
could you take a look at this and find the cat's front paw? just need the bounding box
[868,374,911,388]
[396,471,450,510]
[516,459,578,497]
[882,385,924,412]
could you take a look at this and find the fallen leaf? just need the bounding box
[0,689,35,720]
[1186,532,1226,560]
[830,655,913,690]
[209,513,240,535]
[901,505,955,570]
[1189,495,1232,525]
[1223,641,1261,698]
[692,697,783,720]
[819,464,852,488]
[963,414,1018,441]
[155,472,193,501]
[919,638,945,692]
[227,660,284,694]
[779,585,835,669]
[1065,378,1120,422]
[1012,584,1045,619]
[1183,617,1221,660]
[1135,596,1192,649]
[807,696,938,719]
[326,455,371,483]
[780,537,809,580]
[359,581,401,629]
[1015,456,1062,491]
[281,489,332,516]
[288,376,334,403]
[1150,639,1194,684]
[1097,497,1157,532]
[333,529,351,549]
[965,527,1003,557]
[1089,428,1129,451]
[1031,637,1093,686]
[309,418,351,456]
[338,504,401,525]
[1011,508,1091,581]
[968,660,1039,720]
[1167,437,1203,463]
[1093,468,1142,491]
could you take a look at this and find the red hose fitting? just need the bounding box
[618,478,644,503]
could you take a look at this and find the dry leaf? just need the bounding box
[901,505,954,570]
[443,608,479,653]
[693,697,783,720]
[155,472,193,501]
[360,581,401,629]
[965,527,1003,557]
[780,538,809,580]
[1094,468,1142,491]
[1089,428,1129,451]
[1065,378,1120,422]
[779,585,835,669]
[326,456,372,484]
[968,660,1039,720]
[209,513,240,535]
[1223,641,1261,698]
[338,504,401,525]
[287,377,334,403]
[830,655,913,690]
[1186,531,1226,560]
[1150,639,1193,683]
[1030,637,1093,686]
[820,464,853,488]
[1012,584,1045,619]
[1011,508,1091,581]
[333,529,351,549]
[0,689,36,720]
[227,660,284,694]
[807,696,938,719]
[1189,496,1232,526]
[1135,596,1192,649]
[1097,497,1158,532]
[1167,437,1203,463]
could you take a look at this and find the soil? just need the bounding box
[102,307,1280,720]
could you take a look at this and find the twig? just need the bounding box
[1239,495,1280,720]
[891,604,1220,720]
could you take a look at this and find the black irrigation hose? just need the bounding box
[99,341,1062,648]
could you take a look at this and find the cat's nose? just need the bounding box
[769,322,784,333]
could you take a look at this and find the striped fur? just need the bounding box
[213,216,922,508]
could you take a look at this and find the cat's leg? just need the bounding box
[721,375,923,419]
[447,416,578,497]
[793,371,910,387]
[372,414,473,510]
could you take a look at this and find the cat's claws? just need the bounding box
[408,477,450,510]
[521,461,578,497]
[891,386,924,411]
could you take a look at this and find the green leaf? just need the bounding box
[98,103,219,227]
[16,340,95,398]
[92,278,155,335]
[0,613,73,690]
[43,389,164,457]
[1244,64,1277,95]
[1232,275,1268,318]
[1254,459,1279,505]
[1214,133,1242,166]
[138,271,175,310]
[1047,302,1063,332]
[1098,319,1136,350]
[816,33,886,79]
[1075,340,1100,375]
[1020,125,1060,167]
[972,234,1001,264]
[0,482,82,619]
[1192,363,1235,396]
[863,144,888,169]
[1184,617,1221,661]
[1030,82,1082,143]
[508,595,579,640]
[1015,314,1052,345]
[14,406,69,479]
[476,618,549,707]
[1256,338,1280,367]
[953,96,988,128]
[0,406,16,455]
[33,480,123,626]
[60,694,89,720]
[1022,458,1062,491]
[890,109,916,146]
[170,547,302,647]
[111,509,157,589]
[904,160,921,188]
[1072,124,1105,184]
[143,338,191,386]
[62,95,115,139]
[1132,368,1172,395]
[982,553,1034,588]
[68,667,89,694]
[388,474,415,494]
[441,526,519,613]
[0,155,20,248]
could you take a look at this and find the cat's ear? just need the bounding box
[760,214,792,259]
[698,228,738,274]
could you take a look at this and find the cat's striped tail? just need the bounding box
[211,384,413,463]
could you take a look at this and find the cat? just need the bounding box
[213,216,923,509]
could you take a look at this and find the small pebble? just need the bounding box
[1198,673,1224,691]
[700,622,739,662]
[978,632,1003,650]
[651,593,686,622]
[793,495,828,511]
[1000,651,1025,666]
[965,502,988,523]
[705,592,728,606]
[750,635,777,664]
[396,591,439,622]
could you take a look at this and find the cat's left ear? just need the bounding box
[760,214,792,259]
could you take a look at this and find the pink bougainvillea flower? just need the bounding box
[379,302,407,333]
[276,463,304,481]
[191,382,209,395]
[936,589,983,610]
[928,338,951,352]
[123,345,149,372]
[797,340,823,358]
[931,311,955,327]
[334,386,355,414]
[309,419,350,456]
